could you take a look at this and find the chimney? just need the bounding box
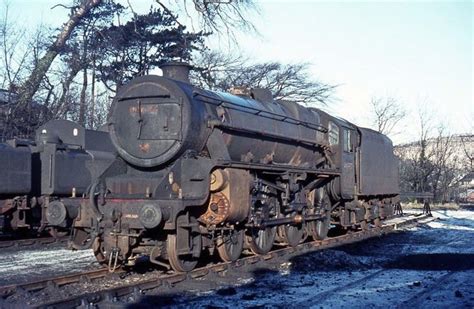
[160,62,191,83]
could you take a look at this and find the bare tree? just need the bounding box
[413,106,435,193]
[1,0,259,135]
[396,106,434,194]
[155,0,258,39]
[192,51,336,105]
[370,96,406,136]
[460,134,474,170]
[0,3,31,90]
[190,50,249,89]
[15,0,102,111]
[396,106,465,202]
[0,3,52,138]
[430,126,460,202]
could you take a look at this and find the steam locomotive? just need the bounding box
[71,63,400,272]
[0,120,115,237]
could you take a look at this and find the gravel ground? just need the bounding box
[133,209,474,308]
[1,210,473,308]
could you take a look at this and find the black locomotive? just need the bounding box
[0,120,115,237]
[71,63,400,272]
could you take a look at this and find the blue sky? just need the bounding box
[5,0,473,143]
[218,1,472,143]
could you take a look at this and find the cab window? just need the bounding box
[343,129,352,152]
[328,121,339,146]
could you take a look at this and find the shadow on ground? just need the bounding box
[384,253,474,271]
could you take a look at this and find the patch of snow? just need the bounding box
[0,248,97,285]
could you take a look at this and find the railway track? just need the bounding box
[0,235,68,249]
[396,271,455,309]
[292,268,387,306]
[0,213,435,308]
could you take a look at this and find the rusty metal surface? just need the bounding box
[200,192,230,225]
[200,168,251,225]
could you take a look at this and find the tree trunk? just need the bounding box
[79,25,89,127]
[58,65,82,114]
[79,67,88,126]
[16,0,102,110]
[89,55,96,129]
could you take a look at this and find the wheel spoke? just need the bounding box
[217,228,244,262]
[280,220,304,247]
[246,226,276,255]
[308,188,331,240]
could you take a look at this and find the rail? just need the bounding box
[0,213,435,308]
[0,235,68,249]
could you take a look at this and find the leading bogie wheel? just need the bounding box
[167,214,202,272]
